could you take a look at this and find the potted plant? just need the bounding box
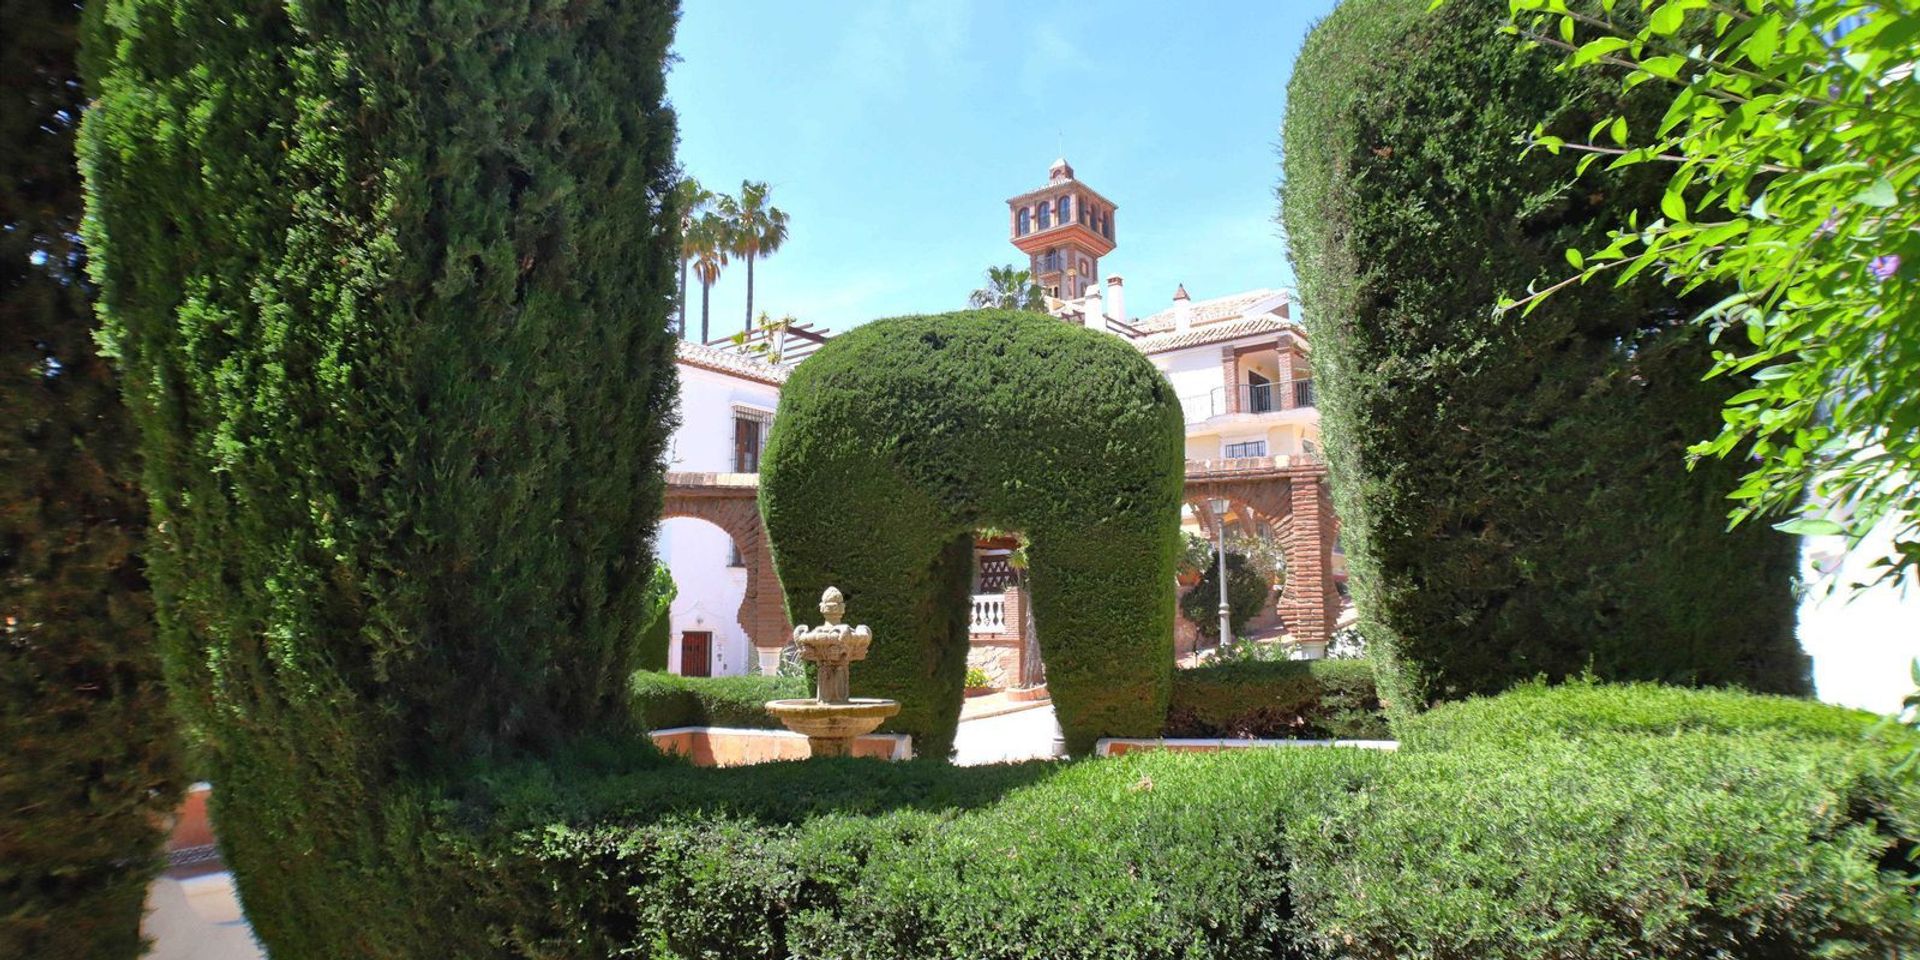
[964,667,996,697]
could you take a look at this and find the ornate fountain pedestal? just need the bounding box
[765,587,901,758]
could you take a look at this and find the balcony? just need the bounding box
[1208,380,1316,418]
[970,593,1008,634]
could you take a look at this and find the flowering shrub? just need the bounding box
[1505,0,1920,583]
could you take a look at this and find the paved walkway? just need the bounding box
[143,873,262,960]
[953,702,1063,765]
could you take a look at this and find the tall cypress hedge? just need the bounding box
[79,1,680,954]
[760,310,1186,757]
[1280,0,1808,712]
[1,3,180,956]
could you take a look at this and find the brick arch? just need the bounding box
[1183,459,1339,653]
[662,472,791,673]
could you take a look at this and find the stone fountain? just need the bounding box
[765,587,901,758]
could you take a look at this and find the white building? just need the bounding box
[659,340,784,676]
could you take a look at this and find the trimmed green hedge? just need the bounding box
[1397,678,1888,752]
[79,2,681,956]
[1290,729,1917,959]
[2,3,181,954]
[1165,659,1387,739]
[630,670,804,730]
[478,684,1916,959]
[760,310,1186,757]
[1279,0,1808,713]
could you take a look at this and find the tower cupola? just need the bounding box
[1006,158,1116,301]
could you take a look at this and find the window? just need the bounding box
[1017,208,1030,236]
[733,416,764,472]
[728,540,745,568]
[1037,203,1052,230]
[1102,210,1112,239]
[1224,440,1267,458]
[1077,197,1089,225]
[1056,195,1070,224]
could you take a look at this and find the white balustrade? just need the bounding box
[969,594,1007,634]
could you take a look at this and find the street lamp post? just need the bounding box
[1209,497,1232,652]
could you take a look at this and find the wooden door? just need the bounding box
[679,631,712,677]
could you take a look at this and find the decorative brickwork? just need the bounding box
[663,473,790,666]
[1219,347,1241,414]
[1184,457,1339,651]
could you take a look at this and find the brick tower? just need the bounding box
[1006,158,1117,301]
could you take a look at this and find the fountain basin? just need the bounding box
[764,698,900,742]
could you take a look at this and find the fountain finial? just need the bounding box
[818,586,846,625]
[765,585,900,758]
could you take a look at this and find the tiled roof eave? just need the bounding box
[1004,179,1120,209]
[1134,318,1300,355]
[676,340,790,386]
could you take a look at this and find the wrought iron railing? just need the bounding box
[1207,380,1316,417]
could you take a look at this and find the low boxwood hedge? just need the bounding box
[630,670,806,731]
[1164,659,1388,739]
[190,682,1919,959]
[1396,678,1887,751]
[452,683,1913,960]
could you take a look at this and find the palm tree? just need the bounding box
[968,264,1046,311]
[689,213,731,343]
[673,177,714,337]
[721,180,790,334]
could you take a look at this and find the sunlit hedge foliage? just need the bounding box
[1280,0,1809,711]
[760,310,1186,757]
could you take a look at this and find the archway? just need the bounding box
[760,311,1186,757]
[1184,457,1340,656]
[662,472,790,674]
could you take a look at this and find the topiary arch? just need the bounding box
[760,310,1186,757]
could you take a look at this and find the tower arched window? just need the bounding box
[1056,195,1071,225]
[1037,203,1052,230]
[1017,208,1031,236]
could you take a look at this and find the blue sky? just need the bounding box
[667,0,1341,339]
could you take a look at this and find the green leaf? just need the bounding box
[1608,116,1629,146]
[1640,55,1686,79]
[1744,14,1780,66]
[1566,247,1585,269]
[1572,36,1631,66]
[1855,178,1896,208]
[1661,186,1689,223]
[1772,517,1846,537]
[1649,4,1685,36]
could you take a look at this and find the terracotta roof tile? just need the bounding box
[1133,288,1288,334]
[676,339,790,386]
[1133,315,1298,354]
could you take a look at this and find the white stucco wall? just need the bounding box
[1153,348,1223,424]
[660,361,780,677]
[1799,522,1920,714]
